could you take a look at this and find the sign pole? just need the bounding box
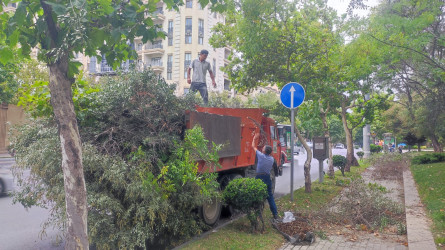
[279,82,305,202]
[290,86,295,201]
[318,160,324,183]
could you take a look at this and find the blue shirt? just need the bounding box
[256,150,274,175]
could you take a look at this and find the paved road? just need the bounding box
[275,148,349,197]
[0,157,63,250]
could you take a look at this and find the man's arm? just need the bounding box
[209,70,216,88]
[251,133,259,152]
[187,67,192,84]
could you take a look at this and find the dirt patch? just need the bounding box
[277,218,312,240]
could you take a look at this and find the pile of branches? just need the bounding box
[79,69,198,169]
[322,179,405,231]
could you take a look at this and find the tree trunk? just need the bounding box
[340,107,359,172]
[431,135,443,152]
[295,126,312,193]
[320,110,334,177]
[417,142,422,152]
[48,58,89,250]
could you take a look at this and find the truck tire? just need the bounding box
[200,196,222,226]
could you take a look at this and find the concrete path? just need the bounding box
[403,169,437,250]
[279,235,407,250]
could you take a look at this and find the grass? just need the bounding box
[410,161,445,246]
[180,161,369,250]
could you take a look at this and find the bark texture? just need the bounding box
[320,107,334,177]
[340,105,359,172]
[295,126,312,193]
[49,57,88,250]
[431,135,443,152]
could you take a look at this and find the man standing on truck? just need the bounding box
[252,133,279,220]
[187,49,216,105]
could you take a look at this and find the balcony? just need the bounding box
[142,43,165,56]
[153,7,165,22]
[145,61,164,74]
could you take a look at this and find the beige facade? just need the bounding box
[83,1,232,96]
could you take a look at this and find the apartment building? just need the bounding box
[84,1,232,96]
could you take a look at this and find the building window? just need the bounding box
[198,19,204,45]
[137,43,142,51]
[168,20,173,46]
[89,56,96,73]
[101,55,113,73]
[184,52,191,79]
[186,0,192,8]
[167,55,173,80]
[185,18,192,44]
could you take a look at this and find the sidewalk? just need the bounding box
[279,234,407,250]
[277,167,436,250]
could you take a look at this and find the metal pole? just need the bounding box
[319,160,324,183]
[363,94,371,158]
[290,108,295,201]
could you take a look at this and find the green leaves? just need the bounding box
[0,47,13,65]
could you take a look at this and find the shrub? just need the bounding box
[223,178,268,232]
[370,144,382,154]
[357,151,364,160]
[333,155,347,176]
[411,153,445,164]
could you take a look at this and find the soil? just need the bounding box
[276,217,312,241]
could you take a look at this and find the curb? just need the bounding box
[403,169,436,250]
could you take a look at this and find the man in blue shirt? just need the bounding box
[251,133,278,219]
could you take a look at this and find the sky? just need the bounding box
[327,0,380,16]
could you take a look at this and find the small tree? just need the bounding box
[333,155,347,176]
[223,178,268,232]
[357,151,364,160]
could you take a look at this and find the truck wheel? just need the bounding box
[200,196,222,226]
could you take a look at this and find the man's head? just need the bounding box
[263,145,272,155]
[199,49,209,61]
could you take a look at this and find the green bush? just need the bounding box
[370,144,382,154]
[11,69,220,249]
[357,151,364,160]
[411,153,445,164]
[223,178,268,232]
[333,155,347,176]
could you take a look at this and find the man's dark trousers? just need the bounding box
[190,82,208,104]
[255,174,278,216]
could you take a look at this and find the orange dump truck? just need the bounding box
[186,106,285,225]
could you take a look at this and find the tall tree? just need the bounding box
[368,0,445,152]
[0,0,225,248]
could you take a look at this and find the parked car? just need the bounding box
[293,144,301,154]
[0,167,13,196]
[335,143,345,149]
[306,141,313,148]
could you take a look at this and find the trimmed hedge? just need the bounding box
[411,153,445,165]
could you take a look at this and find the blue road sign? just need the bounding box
[280,82,305,109]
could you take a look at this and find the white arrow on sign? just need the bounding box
[290,86,296,109]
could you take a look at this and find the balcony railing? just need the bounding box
[149,59,163,67]
[145,43,163,50]
[167,62,173,72]
[185,25,192,34]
